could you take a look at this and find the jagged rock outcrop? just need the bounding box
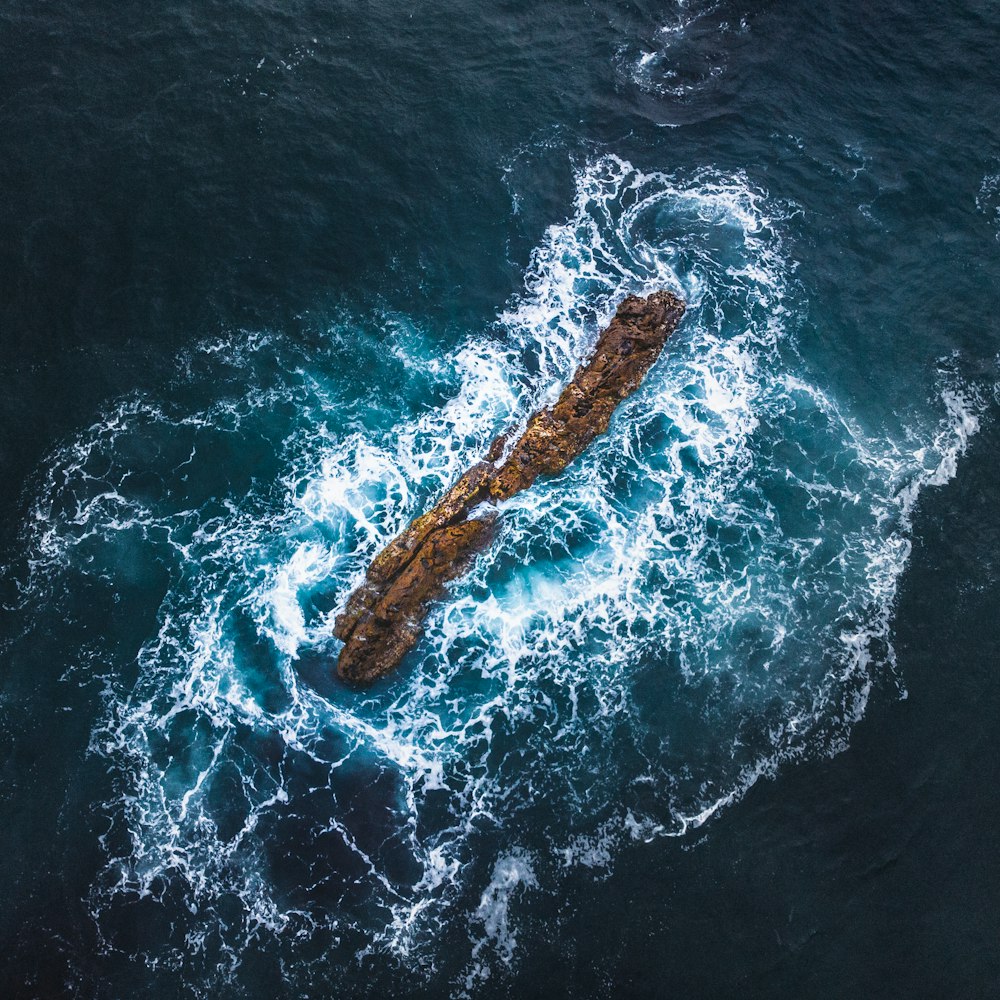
[333,290,686,683]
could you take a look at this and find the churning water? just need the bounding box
[3,1,1000,996]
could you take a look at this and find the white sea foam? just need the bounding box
[11,154,988,990]
[461,851,538,990]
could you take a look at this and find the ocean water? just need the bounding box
[2,1,1000,997]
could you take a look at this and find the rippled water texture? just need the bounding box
[2,1,1000,997]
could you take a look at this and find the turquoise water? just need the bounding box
[2,1,1000,996]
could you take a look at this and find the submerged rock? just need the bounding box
[333,290,686,684]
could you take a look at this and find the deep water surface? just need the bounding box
[2,1,1000,997]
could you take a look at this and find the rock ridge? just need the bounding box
[333,290,686,684]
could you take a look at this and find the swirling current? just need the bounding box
[3,1,1000,997]
[8,155,988,990]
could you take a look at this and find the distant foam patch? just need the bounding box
[619,1,747,99]
[978,168,1000,241]
[13,154,988,990]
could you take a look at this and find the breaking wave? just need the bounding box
[11,154,986,991]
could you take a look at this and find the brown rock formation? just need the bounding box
[333,290,686,684]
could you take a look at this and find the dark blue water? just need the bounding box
[2,1,1000,996]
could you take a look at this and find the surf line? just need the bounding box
[333,291,687,684]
